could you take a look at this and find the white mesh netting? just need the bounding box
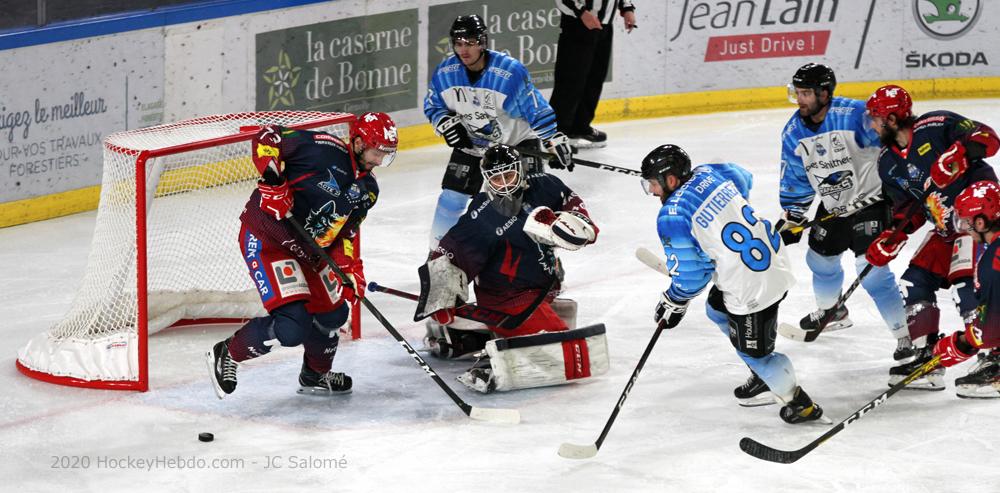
[18,111,353,386]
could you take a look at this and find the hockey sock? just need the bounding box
[856,256,907,338]
[739,351,798,403]
[429,189,470,250]
[302,327,340,374]
[806,249,843,310]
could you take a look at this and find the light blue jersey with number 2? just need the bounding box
[657,163,794,315]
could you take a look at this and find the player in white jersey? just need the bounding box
[642,144,828,424]
[423,14,573,251]
[777,63,910,359]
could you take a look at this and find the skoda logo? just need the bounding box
[914,0,982,39]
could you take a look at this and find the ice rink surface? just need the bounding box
[2,100,999,492]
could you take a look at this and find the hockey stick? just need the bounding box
[740,355,942,464]
[367,281,544,329]
[635,247,671,277]
[558,326,665,459]
[778,197,927,343]
[783,195,883,235]
[282,217,520,424]
[515,146,641,177]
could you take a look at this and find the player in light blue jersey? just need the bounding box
[642,144,828,425]
[423,15,574,251]
[777,63,910,360]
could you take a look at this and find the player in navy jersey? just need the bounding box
[423,14,574,251]
[414,144,602,393]
[642,144,828,424]
[207,112,398,398]
[932,180,1000,398]
[864,84,999,389]
[777,64,908,357]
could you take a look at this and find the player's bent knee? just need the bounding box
[270,301,312,347]
[313,303,350,336]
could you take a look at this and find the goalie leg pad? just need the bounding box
[483,324,609,392]
[551,298,578,330]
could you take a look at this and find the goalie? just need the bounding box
[414,144,607,393]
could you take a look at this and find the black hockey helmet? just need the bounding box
[450,15,488,45]
[641,145,692,199]
[792,63,836,95]
[481,144,524,198]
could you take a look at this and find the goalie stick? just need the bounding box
[740,355,943,464]
[367,281,548,330]
[556,248,672,459]
[260,166,519,424]
[515,146,641,177]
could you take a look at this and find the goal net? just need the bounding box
[16,111,357,391]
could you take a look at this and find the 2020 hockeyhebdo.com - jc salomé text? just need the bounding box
[48,454,349,472]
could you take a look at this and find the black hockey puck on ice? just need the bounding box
[198,432,214,442]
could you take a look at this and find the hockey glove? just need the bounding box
[933,330,978,367]
[252,125,284,178]
[342,259,366,302]
[864,228,908,267]
[435,114,473,149]
[543,132,574,171]
[258,180,293,220]
[775,209,807,245]
[929,142,968,189]
[654,292,688,330]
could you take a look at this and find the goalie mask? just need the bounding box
[481,145,525,216]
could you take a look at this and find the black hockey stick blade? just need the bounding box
[739,355,943,464]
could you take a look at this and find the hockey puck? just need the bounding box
[198,432,214,442]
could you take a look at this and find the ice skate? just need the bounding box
[893,335,915,362]
[779,387,831,425]
[889,343,945,390]
[734,371,776,407]
[955,352,1000,399]
[799,304,853,333]
[457,356,495,394]
[207,338,238,399]
[297,359,353,396]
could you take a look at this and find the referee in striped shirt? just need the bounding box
[550,1,636,150]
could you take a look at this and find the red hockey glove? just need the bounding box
[933,331,978,368]
[252,125,284,178]
[257,180,293,220]
[864,229,907,267]
[431,308,457,325]
[339,259,366,302]
[929,142,968,189]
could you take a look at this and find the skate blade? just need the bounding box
[737,392,778,407]
[820,319,854,333]
[956,385,1000,399]
[889,375,946,391]
[296,386,353,396]
[205,350,226,400]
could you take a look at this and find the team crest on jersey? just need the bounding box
[306,201,349,248]
[925,192,953,231]
[814,142,827,156]
[830,133,846,153]
[907,163,922,180]
[817,170,855,201]
[271,260,309,298]
[318,170,342,196]
[473,116,504,142]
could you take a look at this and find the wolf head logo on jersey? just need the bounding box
[817,170,855,201]
[306,201,349,248]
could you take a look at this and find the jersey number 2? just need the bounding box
[721,205,781,272]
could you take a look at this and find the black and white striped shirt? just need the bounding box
[556,1,636,25]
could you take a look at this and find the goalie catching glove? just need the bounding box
[522,206,596,251]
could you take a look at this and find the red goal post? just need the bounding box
[16,111,362,391]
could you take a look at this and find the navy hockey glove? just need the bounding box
[654,292,688,330]
[544,132,574,171]
[435,114,473,149]
[775,209,807,245]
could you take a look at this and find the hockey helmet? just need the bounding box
[450,15,488,46]
[866,85,913,120]
[641,144,692,196]
[353,112,398,166]
[788,63,836,103]
[955,180,1000,233]
[481,144,524,198]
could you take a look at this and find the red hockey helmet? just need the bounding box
[353,112,398,166]
[866,85,913,120]
[954,180,1000,232]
